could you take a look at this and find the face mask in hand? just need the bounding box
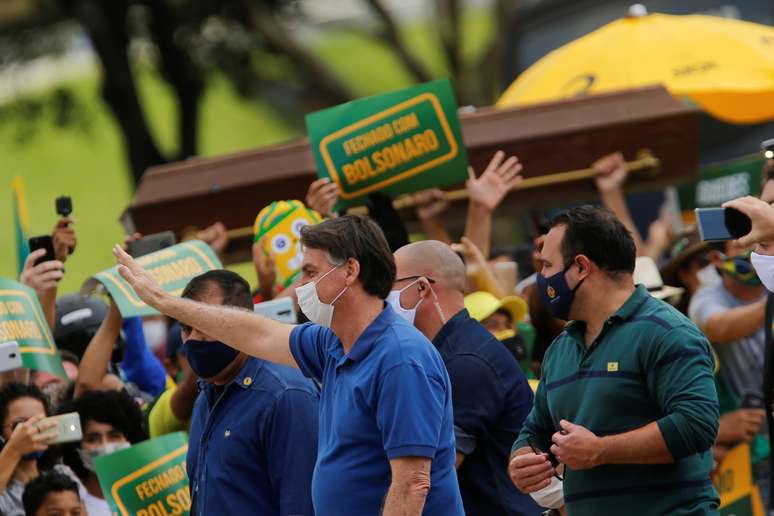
[296,264,348,327]
[182,339,239,379]
[78,441,131,472]
[751,252,774,292]
[529,475,564,509]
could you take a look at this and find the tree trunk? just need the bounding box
[62,0,166,187]
[142,0,204,161]
[364,0,434,84]
[244,1,354,106]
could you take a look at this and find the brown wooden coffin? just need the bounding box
[124,85,700,264]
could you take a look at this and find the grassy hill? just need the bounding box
[0,10,494,294]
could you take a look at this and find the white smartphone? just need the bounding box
[0,342,24,373]
[41,412,82,445]
[254,297,297,324]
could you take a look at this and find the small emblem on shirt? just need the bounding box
[225,429,231,437]
[547,286,556,299]
[607,362,619,372]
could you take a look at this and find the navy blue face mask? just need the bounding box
[536,260,585,320]
[181,339,239,379]
[22,450,45,461]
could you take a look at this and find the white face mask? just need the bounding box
[386,278,446,326]
[386,280,422,324]
[78,441,132,472]
[529,475,564,509]
[696,264,721,288]
[296,264,348,328]
[142,319,167,352]
[751,252,774,292]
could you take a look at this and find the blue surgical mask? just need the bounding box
[182,339,239,379]
[22,451,45,461]
[536,261,585,320]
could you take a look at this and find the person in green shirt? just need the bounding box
[509,205,720,516]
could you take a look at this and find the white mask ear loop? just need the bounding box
[427,283,446,324]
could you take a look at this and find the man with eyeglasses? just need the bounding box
[391,240,540,516]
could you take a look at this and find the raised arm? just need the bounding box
[464,151,523,259]
[113,246,297,367]
[75,300,122,398]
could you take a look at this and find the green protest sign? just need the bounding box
[94,432,190,516]
[306,78,469,207]
[678,154,766,212]
[82,240,222,318]
[0,278,66,378]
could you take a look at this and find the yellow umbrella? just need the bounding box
[497,6,774,124]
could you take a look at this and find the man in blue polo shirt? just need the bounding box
[112,215,464,516]
[180,270,320,516]
[392,240,541,516]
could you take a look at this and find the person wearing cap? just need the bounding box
[632,256,685,305]
[509,206,719,516]
[689,239,769,506]
[392,240,540,516]
[659,229,713,315]
[464,291,535,377]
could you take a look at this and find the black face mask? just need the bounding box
[181,340,239,379]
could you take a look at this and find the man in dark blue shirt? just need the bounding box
[392,240,541,516]
[113,215,464,516]
[180,270,319,516]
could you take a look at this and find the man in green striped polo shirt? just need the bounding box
[509,206,720,515]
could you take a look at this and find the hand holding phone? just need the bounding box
[0,342,23,374]
[126,231,176,258]
[28,236,56,266]
[39,413,82,445]
[695,207,752,242]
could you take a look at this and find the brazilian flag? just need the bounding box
[11,176,30,275]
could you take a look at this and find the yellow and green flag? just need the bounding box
[11,176,30,275]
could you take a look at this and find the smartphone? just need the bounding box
[741,392,765,410]
[55,196,72,217]
[695,207,752,242]
[254,297,297,324]
[0,342,23,373]
[28,236,56,266]
[40,412,82,445]
[126,231,176,258]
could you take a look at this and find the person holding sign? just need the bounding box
[112,215,465,516]
[180,270,320,516]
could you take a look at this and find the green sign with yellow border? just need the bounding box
[81,240,222,317]
[306,79,468,207]
[94,432,190,516]
[0,278,66,378]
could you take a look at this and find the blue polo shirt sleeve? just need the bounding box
[377,363,448,459]
[262,388,320,516]
[445,355,506,456]
[289,323,332,382]
[645,326,719,460]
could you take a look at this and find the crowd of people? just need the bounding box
[4,148,774,516]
